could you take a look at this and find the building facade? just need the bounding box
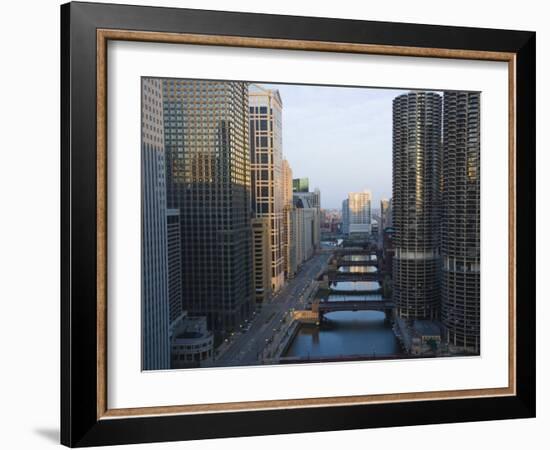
[348,191,372,236]
[342,199,349,235]
[170,313,214,368]
[293,194,319,265]
[392,91,442,320]
[249,85,285,293]
[282,159,296,279]
[162,79,254,334]
[166,208,183,325]
[251,217,272,303]
[293,191,321,250]
[141,78,170,370]
[380,198,392,231]
[441,92,481,353]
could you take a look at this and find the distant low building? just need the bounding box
[170,312,214,369]
[410,320,442,355]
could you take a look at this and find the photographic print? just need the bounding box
[141,78,481,371]
[61,3,535,445]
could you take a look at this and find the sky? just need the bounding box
[262,83,408,210]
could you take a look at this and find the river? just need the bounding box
[284,260,402,359]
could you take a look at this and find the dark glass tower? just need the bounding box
[441,92,481,353]
[392,92,442,320]
[162,79,254,334]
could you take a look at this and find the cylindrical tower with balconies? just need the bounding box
[392,92,442,320]
[441,91,481,354]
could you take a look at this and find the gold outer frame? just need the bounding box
[96,29,516,420]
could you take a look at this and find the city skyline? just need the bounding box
[141,77,480,370]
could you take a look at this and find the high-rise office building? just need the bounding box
[342,199,349,235]
[348,191,372,236]
[292,195,317,266]
[441,92,481,353]
[292,177,309,193]
[392,92,442,320]
[251,217,272,303]
[162,79,254,333]
[282,159,296,278]
[141,78,170,370]
[166,209,183,324]
[249,85,285,293]
[293,190,321,250]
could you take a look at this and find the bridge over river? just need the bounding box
[312,299,395,321]
[327,271,386,282]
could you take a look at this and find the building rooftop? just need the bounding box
[413,320,441,337]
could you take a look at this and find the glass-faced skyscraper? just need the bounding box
[249,85,285,293]
[392,92,442,320]
[141,78,170,370]
[441,92,481,353]
[162,79,254,334]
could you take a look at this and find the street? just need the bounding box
[214,251,331,367]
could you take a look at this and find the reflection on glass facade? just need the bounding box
[162,79,253,333]
[441,92,481,353]
[392,92,442,319]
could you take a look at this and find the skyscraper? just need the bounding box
[342,198,349,235]
[392,92,442,320]
[348,191,372,236]
[162,79,253,333]
[293,190,321,250]
[141,78,170,370]
[441,92,481,353]
[292,194,318,265]
[282,159,296,279]
[249,85,285,292]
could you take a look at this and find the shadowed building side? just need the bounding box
[163,79,254,334]
[141,78,170,370]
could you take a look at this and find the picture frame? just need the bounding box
[60,1,536,447]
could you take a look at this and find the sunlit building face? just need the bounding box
[249,85,285,293]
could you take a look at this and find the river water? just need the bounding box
[284,260,402,359]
